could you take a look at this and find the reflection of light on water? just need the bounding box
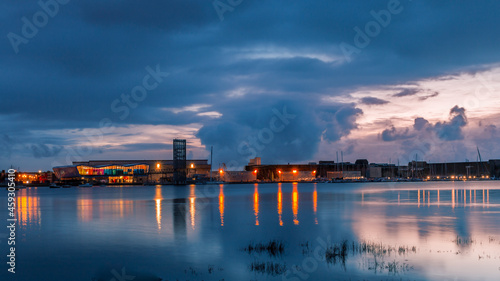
[452,189,455,209]
[155,199,162,230]
[465,189,467,207]
[190,185,196,230]
[155,187,162,230]
[353,185,500,280]
[313,185,318,225]
[277,184,283,226]
[97,200,134,219]
[219,185,224,226]
[17,192,41,227]
[362,188,494,209]
[254,184,259,226]
[77,199,93,222]
[418,190,421,208]
[292,183,299,225]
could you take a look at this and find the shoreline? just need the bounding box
[3,178,498,188]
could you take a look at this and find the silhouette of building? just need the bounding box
[173,139,187,185]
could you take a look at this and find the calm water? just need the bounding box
[1,181,500,281]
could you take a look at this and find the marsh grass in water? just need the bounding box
[244,240,285,257]
[249,262,287,276]
[322,240,418,273]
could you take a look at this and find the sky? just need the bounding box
[1,0,500,171]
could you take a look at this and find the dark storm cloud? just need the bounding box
[30,144,64,158]
[2,0,500,168]
[111,143,172,152]
[382,106,468,143]
[360,97,389,105]
[0,135,14,158]
[196,97,362,167]
[435,106,468,141]
[413,117,430,131]
[381,126,412,141]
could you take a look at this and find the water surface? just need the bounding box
[1,181,500,280]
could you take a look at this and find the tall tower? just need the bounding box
[173,139,187,185]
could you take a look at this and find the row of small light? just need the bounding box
[217,169,317,175]
[426,175,490,180]
[156,163,197,169]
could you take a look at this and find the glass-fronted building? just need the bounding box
[53,159,211,184]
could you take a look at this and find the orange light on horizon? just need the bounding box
[253,169,258,175]
[219,169,224,174]
[156,163,161,169]
[190,163,195,169]
[292,170,297,174]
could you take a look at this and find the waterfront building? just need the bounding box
[53,159,211,184]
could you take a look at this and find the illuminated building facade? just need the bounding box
[53,159,211,184]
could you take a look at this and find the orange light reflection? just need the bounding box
[219,185,225,226]
[189,185,196,230]
[278,184,283,226]
[313,185,318,225]
[155,186,162,230]
[254,184,259,226]
[292,183,299,225]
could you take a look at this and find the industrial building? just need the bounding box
[1,170,56,185]
[244,157,500,181]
